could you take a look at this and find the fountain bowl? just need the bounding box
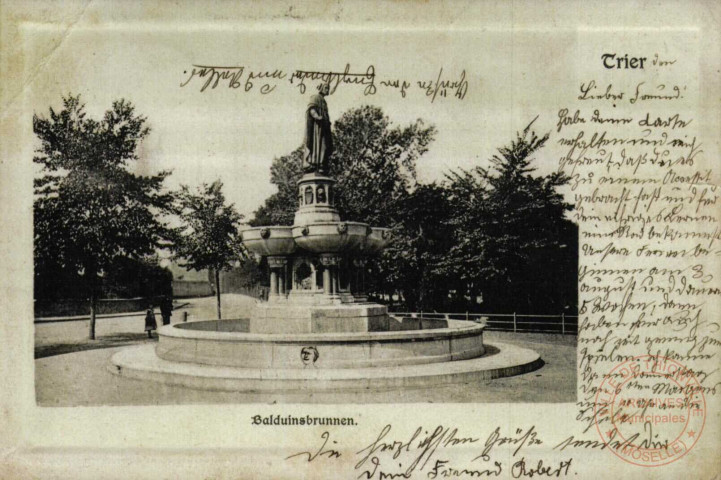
[241,226,296,256]
[292,221,370,253]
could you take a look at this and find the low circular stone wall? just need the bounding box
[156,319,485,369]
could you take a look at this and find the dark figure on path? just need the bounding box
[144,307,157,338]
[160,296,173,326]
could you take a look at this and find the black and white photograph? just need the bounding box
[30,23,579,407]
[2,1,720,479]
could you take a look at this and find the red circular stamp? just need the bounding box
[593,355,706,467]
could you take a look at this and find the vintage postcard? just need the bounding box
[0,0,719,478]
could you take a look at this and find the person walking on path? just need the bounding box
[144,307,157,338]
[160,296,173,326]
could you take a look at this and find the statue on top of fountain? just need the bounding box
[303,82,333,174]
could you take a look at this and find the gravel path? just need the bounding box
[35,294,258,358]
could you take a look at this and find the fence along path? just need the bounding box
[389,311,578,334]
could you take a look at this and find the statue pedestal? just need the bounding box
[294,173,340,225]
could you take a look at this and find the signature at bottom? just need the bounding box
[285,431,342,462]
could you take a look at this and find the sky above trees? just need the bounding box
[28,27,582,316]
[25,27,576,219]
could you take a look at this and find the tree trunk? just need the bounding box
[89,291,97,340]
[215,268,222,320]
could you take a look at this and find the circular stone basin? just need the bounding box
[241,226,296,256]
[156,319,485,369]
[292,221,370,254]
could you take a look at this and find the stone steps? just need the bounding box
[110,342,542,392]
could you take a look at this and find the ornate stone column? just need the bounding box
[280,264,287,295]
[322,267,331,294]
[320,254,342,297]
[268,256,288,298]
[270,270,278,296]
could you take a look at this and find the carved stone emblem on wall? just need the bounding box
[300,346,319,368]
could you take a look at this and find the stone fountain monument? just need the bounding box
[110,85,542,392]
[240,81,393,335]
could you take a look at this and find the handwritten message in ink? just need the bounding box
[552,56,717,465]
[180,63,469,102]
[281,425,572,479]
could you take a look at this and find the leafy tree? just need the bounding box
[34,255,171,305]
[102,256,172,299]
[441,119,577,313]
[249,148,303,226]
[33,95,174,339]
[375,183,454,311]
[329,106,436,226]
[172,180,243,319]
[218,257,267,297]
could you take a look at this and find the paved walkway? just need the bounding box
[35,294,258,358]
